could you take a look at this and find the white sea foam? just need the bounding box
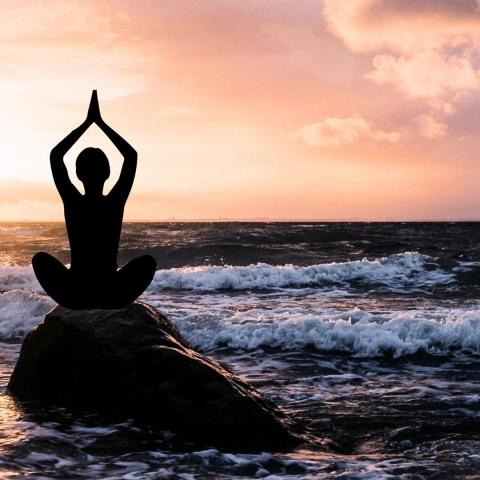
[0,290,54,339]
[1,286,480,357]
[0,252,468,356]
[0,252,453,296]
[149,252,453,292]
[0,265,41,292]
[175,307,480,358]
[3,292,480,357]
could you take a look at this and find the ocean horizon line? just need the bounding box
[2,218,480,223]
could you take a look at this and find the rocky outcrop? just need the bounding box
[8,302,299,451]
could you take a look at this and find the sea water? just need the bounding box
[1,222,480,479]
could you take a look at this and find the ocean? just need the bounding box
[1,222,480,479]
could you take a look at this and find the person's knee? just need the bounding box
[129,255,156,274]
[140,255,157,273]
[118,255,156,278]
[32,252,52,270]
[32,252,69,280]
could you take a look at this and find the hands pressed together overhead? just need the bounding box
[86,90,103,126]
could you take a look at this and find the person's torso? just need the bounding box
[64,194,124,275]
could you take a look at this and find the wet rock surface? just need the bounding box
[7,302,299,451]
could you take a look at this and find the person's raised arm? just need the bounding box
[93,93,137,200]
[98,120,137,200]
[50,91,102,198]
[50,118,92,199]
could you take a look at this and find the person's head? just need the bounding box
[76,147,110,193]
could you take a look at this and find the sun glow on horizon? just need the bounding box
[1,0,480,221]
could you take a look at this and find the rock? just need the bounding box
[8,302,299,451]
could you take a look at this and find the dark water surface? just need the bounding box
[1,222,480,479]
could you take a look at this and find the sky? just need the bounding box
[1,0,480,221]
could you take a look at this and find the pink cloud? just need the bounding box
[323,0,480,107]
[323,0,480,54]
[409,114,448,139]
[366,52,480,99]
[295,114,400,147]
[295,112,448,147]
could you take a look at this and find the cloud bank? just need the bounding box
[295,115,400,147]
[323,0,480,106]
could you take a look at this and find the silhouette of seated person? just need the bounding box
[32,91,156,309]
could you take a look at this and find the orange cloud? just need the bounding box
[366,52,480,99]
[294,112,448,148]
[323,0,480,107]
[409,114,448,139]
[323,0,480,54]
[0,1,150,103]
[295,115,400,147]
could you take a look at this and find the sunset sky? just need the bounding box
[2,0,480,220]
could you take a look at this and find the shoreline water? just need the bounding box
[1,222,480,478]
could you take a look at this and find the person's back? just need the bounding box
[65,192,124,275]
[32,91,156,309]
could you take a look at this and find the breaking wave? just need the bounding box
[148,252,454,292]
[0,290,54,339]
[177,307,480,358]
[0,253,454,296]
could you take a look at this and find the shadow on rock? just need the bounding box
[8,302,301,452]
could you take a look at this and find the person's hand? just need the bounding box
[86,90,102,124]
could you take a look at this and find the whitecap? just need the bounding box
[148,252,453,292]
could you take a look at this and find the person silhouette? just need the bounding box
[32,90,157,309]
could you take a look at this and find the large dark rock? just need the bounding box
[8,302,299,451]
